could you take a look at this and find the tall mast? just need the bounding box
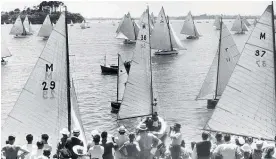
[147,6,154,115]
[117,54,119,102]
[132,18,137,40]
[215,16,223,99]
[65,6,72,134]
[166,15,173,51]
[271,1,276,102]
[191,13,197,37]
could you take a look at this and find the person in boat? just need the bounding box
[53,128,70,158]
[213,134,242,159]
[169,123,183,159]
[146,112,161,132]
[21,134,36,159]
[101,131,117,159]
[41,134,52,152]
[119,132,140,159]
[31,141,44,159]
[87,129,101,151]
[112,126,128,159]
[1,135,29,159]
[251,140,263,159]
[192,132,211,159]
[66,129,84,159]
[88,134,104,159]
[136,123,160,159]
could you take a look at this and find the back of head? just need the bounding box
[37,141,44,149]
[101,131,108,139]
[93,134,101,143]
[224,134,231,142]
[8,135,15,144]
[202,132,209,140]
[215,132,222,141]
[43,148,51,157]
[26,134,33,143]
[41,134,49,141]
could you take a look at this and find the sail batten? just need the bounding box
[205,5,276,140]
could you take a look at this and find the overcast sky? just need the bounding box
[1,0,272,18]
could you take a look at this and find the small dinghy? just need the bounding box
[100,55,118,74]
[37,14,53,40]
[180,11,200,39]
[231,14,248,34]
[70,20,74,26]
[23,16,33,35]
[10,15,28,38]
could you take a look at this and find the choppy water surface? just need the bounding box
[1,20,250,146]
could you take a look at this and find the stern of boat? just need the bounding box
[207,99,219,109]
[111,101,121,113]
[154,50,178,55]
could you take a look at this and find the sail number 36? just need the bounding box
[141,35,147,41]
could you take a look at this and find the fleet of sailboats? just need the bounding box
[180,11,200,39]
[9,15,28,38]
[2,8,87,150]
[204,3,276,141]
[231,14,248,34]
[151,7,184,55]
[196,17,241,109]
[37,14,53,40]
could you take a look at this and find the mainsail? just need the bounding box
[117,54,128,102]
[204,4,276,141]
[118,7,152,120]
[180,11,200,37]
[151,12,156,24]
[196,21,240,99]
[2,12,87,150]
[213,16,221,30]
[242,17,251,26]
[151,7,184,51]
[80,20,85,29]
[253,19,258,26]
[116,14,138,40]
[231,14,248,33]
[23,16,31,34]
[38,14,53,37]
[9,15,26,35]
[138,11,154,32]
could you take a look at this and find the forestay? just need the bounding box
[180,11,200,37]
[231,15,248,32]
[118,54,128,101]
[204,5,276,140]
[9,15,25,35]
[23,16,31,33]
[38,15,53,37]
[116,14,137,40]
[197,22,240,99]
[118,8,152,120]
[1,12,81,151]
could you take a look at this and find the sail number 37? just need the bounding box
[255,50,266,67]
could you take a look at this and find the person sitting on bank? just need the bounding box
[2,135,29,159]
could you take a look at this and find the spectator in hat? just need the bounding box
[73,145,86,159]
[31,141,44,159]
[22,134,36,159]
[113,126,128,159]
[241,144,251,159]
[169,123,183,159]
[66,128,84,159]
[88,135,104,159]
[119,132,140,159]
[192,132,211,159]
[54,128,70,158]
[136,123,160,159]
[251,140,263,159]
[101,131,117,159]
[87,129,100,151]
[2,135,29,159]
[41,134,52,152]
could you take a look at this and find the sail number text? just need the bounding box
[42,64,55,99]
[255,50,266,67]
[141,35,147,41]
[255,50,266,57]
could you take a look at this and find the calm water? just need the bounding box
[1,19,251,146]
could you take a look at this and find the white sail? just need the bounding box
[38,15,53,37]
[9,15,25,35]
[116,14,136,40]
[169,23,185,50]
[231,15,248,32]
[151,12,155,24]
[213,16,221,30]
[138,11,154,33]
[29,22,34,33]
[253,19,258,26]
[2,12,86,150]
[118,54,128,101]
[204,5,276,140]
[80,20,85,29]
[118,8,152,119]
[23,16,31,34]
[180,11,200,37]
[242,17,251,26]
[133,21,140,39]
[197,22,240,99]
[1,42,12,58]
[70,20,73,25]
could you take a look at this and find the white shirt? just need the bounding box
[21,144,36,159]
[213,142,241,159]
[42,144,52,152]
[88,145,104,159]
[31,149,43,159]
[115,135,128,147]
[170,131,182,145]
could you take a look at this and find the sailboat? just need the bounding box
[242,17,251,27]
[2,8,87,151]
[37,14,53,40]
[196,16,240,109]
[117,6,167,139]
[116,13,139,44]
[100,54,118,74]
[86,21,90,28]
[151,6,184,55]
[1,42,12,65]
[111,54,128,113]
[70,20,74,26]
[80,20,86,29]
[180,11,200,39]
[203,3,276,141]
[231,14,248,34]
[3,22,6,25]
[138,10,154,33]
[23,16,33,35]
[213,15,221,30]
[151,12,156,24]
[9,15,27,38]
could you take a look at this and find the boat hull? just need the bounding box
[137,116,167,139]
[155,50,178,55]
[43,36,49,40]
[186,36,198,39]
[110,101,121,113]
[235,31,245,34]
[14,35,27,38]
[207,99,219,109]
[123,40,136,44]
[100,65,118,74]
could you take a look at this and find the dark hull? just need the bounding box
[100,65,118,74]
[124,61,131,74]
[186,36,198,39]
[207,99,219,109]
[111,101,121,113]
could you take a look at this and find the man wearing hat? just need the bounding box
[169,123,182,159]
[87,129,100,151]
[73,145,86,159]
[136,123,160,159]
[54,128,70,158]
[251,140,263,159]
[66,128,84,159]
[113,126,128,159]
